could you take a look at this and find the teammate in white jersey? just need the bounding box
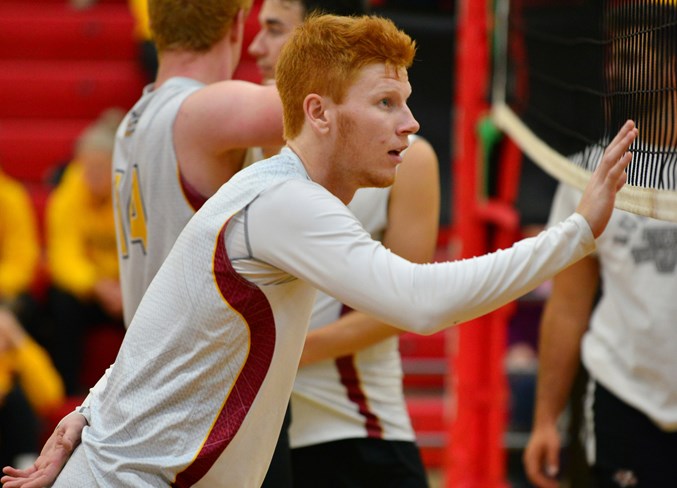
[248,1,439,485]
[6,13,636,488]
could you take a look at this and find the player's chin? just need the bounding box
[370,169,397,188]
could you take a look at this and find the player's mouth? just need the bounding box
[388,145,408,164]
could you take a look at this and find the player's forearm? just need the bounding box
[532,343,581,428]
[397,213,595,334]
[300,311,399,367]
[532,311,589,428]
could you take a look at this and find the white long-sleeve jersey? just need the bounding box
[288,183,417,448]
[57,148,594,487]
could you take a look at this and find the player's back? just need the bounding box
[112,77,207,327]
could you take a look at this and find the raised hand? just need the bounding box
[576,120,638,237]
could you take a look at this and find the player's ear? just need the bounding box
[230,8,246,45]
[304,94,331,135]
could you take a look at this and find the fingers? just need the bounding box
[545,447,560,480]
[602,124,637,177]
[612,151,632,190]
[524,452,555,488]
[2,464,44,488]
[1,464,57,488]
[1,475,50,488]
[524,437,561,488]
[607,119,635,150]
[613,130,637,166]
[2,466,35,477]
[524,460,559,488]
[1,427,75,488]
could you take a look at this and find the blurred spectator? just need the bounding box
[0,168,40,308]
[0,161,52,470]
[45,108,125,396]
[0,307,64,470]
[0,165,42,341]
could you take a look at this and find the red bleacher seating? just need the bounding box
[0,0,145,186]
[0,119,91,183]
[400,331,448,468]
[0,0,140,433]
[0,3,137,61]
[79,323,125,389]
[0,60,145,119]
[400,331,447,389]
[407,396,446,468]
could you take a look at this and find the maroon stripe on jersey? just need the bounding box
[172,222,275,487]
[335,355,383,438]
[178,170,208,211]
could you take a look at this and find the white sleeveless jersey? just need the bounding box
[61,148,596,487]
[113,77,206,327]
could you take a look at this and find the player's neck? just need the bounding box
[154,41,236,88]
[287,138,357,205]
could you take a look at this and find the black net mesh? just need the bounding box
[494,0,677,218]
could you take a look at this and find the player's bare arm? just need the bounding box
[176,81,285,196]
[523,256,599,488]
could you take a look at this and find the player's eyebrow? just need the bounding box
[262,18,286,29]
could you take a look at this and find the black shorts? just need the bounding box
[291,437,429,488]
[586,379,677,487]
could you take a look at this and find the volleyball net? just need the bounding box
[491,0,677,221]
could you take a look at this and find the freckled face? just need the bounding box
[248,0,304,84]
[330,63,420,189]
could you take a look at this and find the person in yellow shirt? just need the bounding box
[45,109,125,396]
[0,171,48,471]
[0,307,64,470]
[0,164,44,350]
[0,168,40,306]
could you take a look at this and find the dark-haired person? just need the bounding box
[524,4,677,487]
